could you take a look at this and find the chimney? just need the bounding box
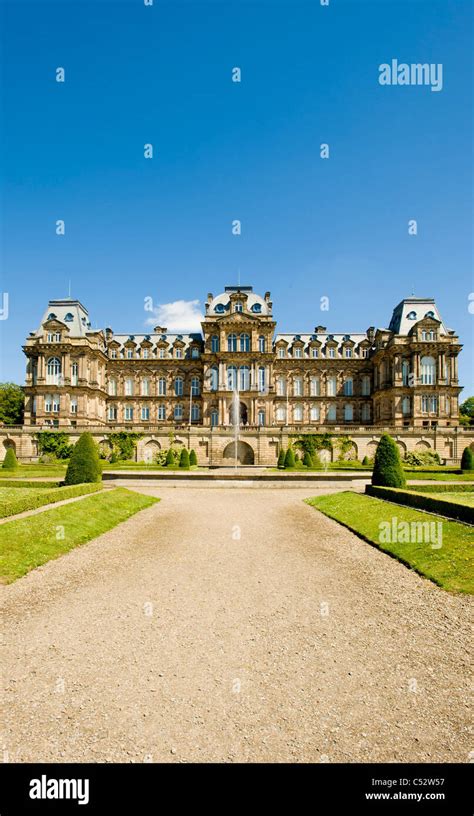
[314,325,326,333]
[105,327,113,340]
[154,325,167,334]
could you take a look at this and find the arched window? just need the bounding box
[420,356,436,385]
[175,377,184,396]
[46,357,61,385]
[64,312,74,322]
[108,378,117,396]
[191,404,200,421]
[211,335,219,353]
[343,377,353,396]
[310,377,320,396]
[239,366,250,391]
[227,333,237,352]
[276,376,286,396]
[71,361,78,385]
[125,377,133,396]
[276,406,287,423]
[401,360,410,386]
[240,333,250,352]
[293,376,303,396]
[310,405,320,422]
[174,404,183,420]
[327,376,337,397]
[327,404,337,422]
[191,376,200,396]
[402,396,411,415]
[47,313,57,320]
[158,377,166,396]
[211,409,219,427]
[141,378,150,396]
[209,365,218,391]
[158,404,166,420]
[361,375,371,396]
[258,335,265,353]
[293,405,303,422]
[258,366,266,393]
[227,365,237,390]
[344,404,353,421]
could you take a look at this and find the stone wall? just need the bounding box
[1,425,473,467]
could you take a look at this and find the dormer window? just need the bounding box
[293,347,303,358]
[234,303,243,313]
[425,311,435,318]
[251,303,262,313]
[191,347,200,358]
[64,313,74,322]
[47,313,57,320]
[175,348,183,359]
[278,348,285,358]
[127,349,133,359]
[407,311,417,320]
[345,348,352,358]
[110,349,117,359]
[215,303,225,314]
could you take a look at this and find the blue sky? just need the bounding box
[1,0,473,395]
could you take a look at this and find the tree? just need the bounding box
[64,433,102,485]
[459,397,474,426]
[284,448,295,468]
[2,446,18,469]
[362,456,371,467]
[189,449,197,466]
[179,448,190,468]
[372,434,406,488]
[0,383,24,425]
[303,451,313,467]
[460,446,474,471]
[165,449,175,467]
[277,448,286,468]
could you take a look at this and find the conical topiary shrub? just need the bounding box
[284,448,295,468]
[189,449,197,466]
[2,447,18,470]
[64,432,101,485]
[460,446,474,471]
[372,434,406,488]
[303,451,313,467]
[179,448,190,468]
[165,449,175,467]
[277,448,286,468]
[362,456,371,467]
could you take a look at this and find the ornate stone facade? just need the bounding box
[2,285,470,465]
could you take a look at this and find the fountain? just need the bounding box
[232,381,240,469]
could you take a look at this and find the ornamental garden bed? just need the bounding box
[365,485,474,524]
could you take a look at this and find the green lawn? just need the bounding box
[306,492,473,594]
[407,472,474,482]
[0,488,159,583]
[427,492,474,507]
[0,483,102,518]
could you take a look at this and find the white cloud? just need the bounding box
[145,299,204,333]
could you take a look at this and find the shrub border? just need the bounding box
[366,485,474,525]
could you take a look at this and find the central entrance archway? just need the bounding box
[222,440,255,465]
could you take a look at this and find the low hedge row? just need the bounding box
[0,482,103,519]
[366,485,474,525]
[0,479,63,489]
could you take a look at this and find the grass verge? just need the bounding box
[0,483,102,519]
[306,492,473,594]
[0,487,158,583]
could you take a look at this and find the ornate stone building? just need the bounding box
[3,285,470,465]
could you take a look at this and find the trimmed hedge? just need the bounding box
[277,449,286,468]
[2,448,18,470]
[65,433,102,485]
[0,482,103,519]
[0,479,63,489]
[366,485,474,525]
[189,449,197,466]
[461,446,474,472]
[284,448,295,468]
[372,434,406,488]
[179,448,190,468]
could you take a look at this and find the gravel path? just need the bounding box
[1,486,472,763]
